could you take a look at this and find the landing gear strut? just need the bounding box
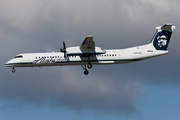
[81,57,93,75]
[12,67,15,73]
[81,65,89,75]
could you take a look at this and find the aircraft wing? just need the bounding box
[80,36,95,50]
[66,36,106,57]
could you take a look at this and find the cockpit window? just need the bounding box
[14,55,23,58]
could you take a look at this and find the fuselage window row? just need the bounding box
[35,54,118,59]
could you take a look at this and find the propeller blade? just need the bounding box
[60,41,67,58]
[60,41,66,53]
[64,52,66,58]
[63,41,66,49]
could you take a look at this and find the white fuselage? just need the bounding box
[5,43,168,68]
[4,24,175,75]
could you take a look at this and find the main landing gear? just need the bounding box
[81,63,92,75]
[12,67,15,73]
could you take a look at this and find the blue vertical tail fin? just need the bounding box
[150,24,175,50]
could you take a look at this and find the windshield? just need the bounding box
[14,55,23,58]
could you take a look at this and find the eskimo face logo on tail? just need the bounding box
[157,35,168,47]
[153,31,172,50]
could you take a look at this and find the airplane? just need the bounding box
[5,24,175,75]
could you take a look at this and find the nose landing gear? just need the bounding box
[12,67,15,73]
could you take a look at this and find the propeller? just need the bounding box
[60,41,67,58]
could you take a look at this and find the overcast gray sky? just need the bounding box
[1,0,180,119]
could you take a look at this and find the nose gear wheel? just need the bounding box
[12,67,15,73]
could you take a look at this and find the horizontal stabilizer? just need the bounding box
[156,24,176,31]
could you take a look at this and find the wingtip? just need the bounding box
[88,35,93,37]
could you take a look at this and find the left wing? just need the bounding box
[80,36,95,49]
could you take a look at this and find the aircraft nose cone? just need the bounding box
[4,62,10,67]
[4,63,8,67]
[4,60,13,67]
